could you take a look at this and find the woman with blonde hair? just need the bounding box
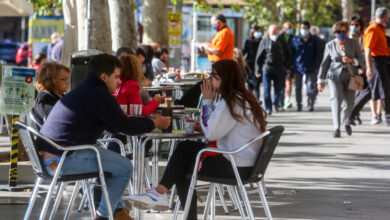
[233,48,250,79]
[115,54,165,116]
[32,62,70,125]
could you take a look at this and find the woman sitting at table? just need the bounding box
[32,62,70,126]
[115,54,165,116]
[128,59,267,219]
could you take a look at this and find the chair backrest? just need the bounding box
[15,121,52,179]
[249,126,284,181]
[29,110,43,130]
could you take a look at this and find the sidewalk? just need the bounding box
[0,88,389,219]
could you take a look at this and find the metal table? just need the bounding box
[131,130,205,220]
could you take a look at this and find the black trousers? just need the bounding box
[350,75,371,120]
[160,141,252,220]
[369,56,390,115]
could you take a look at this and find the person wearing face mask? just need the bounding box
[200,14,235,63]
[363,7,390,126]
[279,21,294,110]
[290,21,318,112]
[255,24,291,114]
[243,25,263,99]
[317,21,363,138]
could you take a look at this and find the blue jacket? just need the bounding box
[290,34,318,74]
[38,74,155,155]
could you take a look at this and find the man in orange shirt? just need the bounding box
[202,14,235,62]
[363,7,390,126]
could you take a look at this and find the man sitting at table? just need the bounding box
[37,54,171,220]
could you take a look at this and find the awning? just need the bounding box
[0,0,34,17]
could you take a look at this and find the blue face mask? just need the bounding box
[254,32,262,39]
[286,29,293,35]
[300,29,309,36]
[212,25,218,31]
[336,33,347,41]
[350,25,358,35]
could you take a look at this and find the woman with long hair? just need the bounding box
[115,54,165,116]
[32,52,47,74]
[128,59,267,220]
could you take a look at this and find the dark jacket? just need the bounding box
[38,74,155,155]
[291,34,318,74]
[312,35,326,72]
[279,33,294,69]
[242,37,261,73]
[32,90,60,126]
[255,35,290,74]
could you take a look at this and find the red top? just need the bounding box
[114,79,158,116]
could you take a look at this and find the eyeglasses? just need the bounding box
[58,78,70,83]
[335,30,347,34]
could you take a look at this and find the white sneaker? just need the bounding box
[124,188,169,211]
[371,117,380,125]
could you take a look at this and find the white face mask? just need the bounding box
[270,35,278,42]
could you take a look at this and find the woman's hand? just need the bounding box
[141,80,152,87]
[186,119,202,132]
[201,79,216,100]
[317,83,325,92]
[342,56,353,64]
[153,94,165,104]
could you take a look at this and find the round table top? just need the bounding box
[143,86,179,91]
[140,130,205,139]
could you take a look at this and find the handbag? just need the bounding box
[337,43,364,91]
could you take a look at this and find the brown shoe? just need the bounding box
[114,208,133,220]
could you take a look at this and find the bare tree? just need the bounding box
[76,0,87,51]
[61,0,78,66]
[142,0,169,48]
[108,0,137,52]
[341,0,353,21]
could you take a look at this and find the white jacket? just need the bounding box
[200,99,264,167]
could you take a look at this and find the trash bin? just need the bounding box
[70,49,102,89]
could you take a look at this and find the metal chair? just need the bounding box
[179,126,284,220]
[28,110,43,130]
[15,121,114,220]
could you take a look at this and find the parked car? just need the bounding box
[15,42,29,66]
[0,40,20,64]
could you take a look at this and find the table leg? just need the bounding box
[132,136,148,220]
[151,139,159,187]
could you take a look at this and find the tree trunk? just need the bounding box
[142,0,169,48]
[108,0,137,52]
[61,0,78,67]
[341,0,353,21]
[76,0,87,50]
[88,0,112,53]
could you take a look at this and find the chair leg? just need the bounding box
[261,179,268,196]
[78,189,88,212]
[168,185,177,210]
[210,184,216,220]
[39,177,60,220]
[226,186,238,212]
[216,184,229,214]
[172,196,180,220]
[144,158,152,190]
[64,181,81,220]
[24,177,43,220]
[236,184,255,220]
[257,181,273,220]
[233,186,247,220]
[49,182,67,220]
[202,185,213,220]
[83,180,96,219]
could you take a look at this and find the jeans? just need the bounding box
[46,146,133,218]
[294,72,318,108]
[262,71,284,112]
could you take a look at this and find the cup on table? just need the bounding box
[184,121,196,134]
[165,97,172,108]
[129,104,143,116]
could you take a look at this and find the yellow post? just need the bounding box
[8,115,19,187]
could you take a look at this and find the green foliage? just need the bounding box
[242,0,341,28]
[27,0,63,18]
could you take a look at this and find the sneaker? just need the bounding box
[377,114,383,124]
[333,129,341,138]
[309,106,315,112]
[371,116,380,125]
[345,125,352,136]
[125,189,168,211]
[284,100,293,109]
[297,105,302,112]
